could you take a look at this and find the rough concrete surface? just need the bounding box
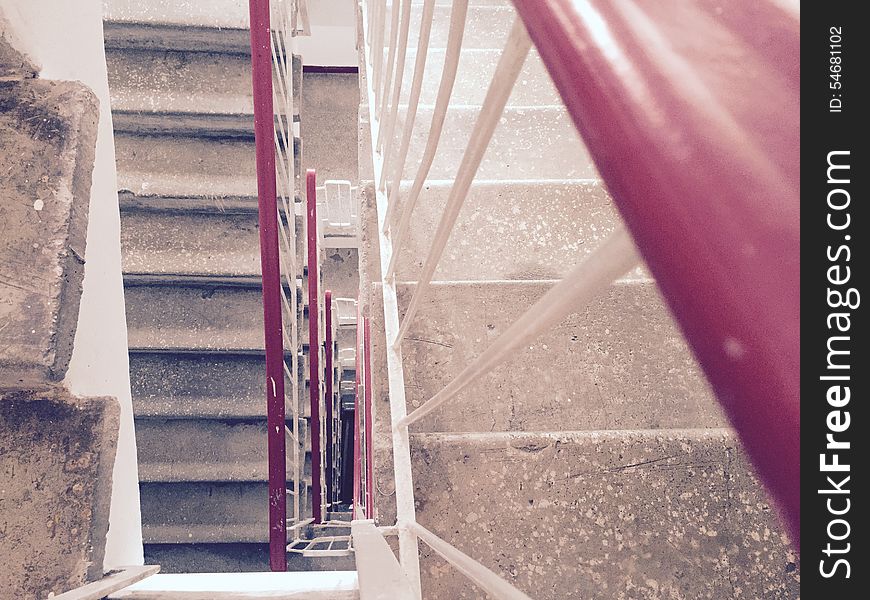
[301,71,360,183]
[1,11,39,79]
[378,280,722,433]
[0,79,99,388]
[412,430,798,599]
[0,389,119,596]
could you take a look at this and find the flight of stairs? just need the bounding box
[361,1,800,598]
[103,0,352,572]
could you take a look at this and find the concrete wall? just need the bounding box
[0,0,143,569]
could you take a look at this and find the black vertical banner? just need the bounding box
[802,3,867,596]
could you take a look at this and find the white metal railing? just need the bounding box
[360,0,642,598]
[269,0,304,540]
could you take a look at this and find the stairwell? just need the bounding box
[103,0,357,574]
[361,1,800,598]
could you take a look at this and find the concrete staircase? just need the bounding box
[362,1,799,598]
[104,0,350,573]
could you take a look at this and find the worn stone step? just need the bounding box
[120,208,304,278]
[142,543,357,574]
[106,47,253,117]
[389,47,559,106]
[385,430,797,599]
[125,282,264,352]
[397,105,594,180]
[135,419,311,483]
[129,351,309,419]
[115,132,257,198]
[379,180,628,281]
[383,3,514,51]
[103,0,250,53]
[140,481,310,544]
[371,280,722,433]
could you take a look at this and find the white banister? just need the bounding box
[394,16,531,345]
[385,0,469,274]
[397,226,641,428]
[361,2,423,596]
[352,520,418,600]
[381,0,437,232]
[407,522,534,600]
[377,1,402,140]
[377,0,413,162]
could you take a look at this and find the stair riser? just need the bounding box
[369,180,628,281]
[370,281,722,433]
[143,543,356,573]
[121,209,304,278]
[140,482,309,543]
[390,4,515,51]
[115,132,257,198]
[106,48,253,117]
[396,431,797,600]
[135,419,311,483]
[387,48,560,106]
[398,106,595,181]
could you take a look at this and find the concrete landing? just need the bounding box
[408,430,798,599]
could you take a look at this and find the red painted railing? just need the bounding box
[247,0,286,572]
[324,290,334,506]
[306,169,323,524]
[352,299,363,516]
[510,0,800,544]
[363,315,375,519]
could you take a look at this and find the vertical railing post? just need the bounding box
[248,0,286,572]
[363,315,375,519]
[324,290,335,509]
[306,169,323,524]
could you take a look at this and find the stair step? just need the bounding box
[129,352,309,419]
[140,481,309,544]
[402,429,797,599]
[398,105,595,181]
[393,3,514,51]
[385,179,627,281]
[103,0,250,54]
[115,132,257,198]
[125,282,265,352]
[372,279,722,433]
[120,208,303,278]
[135,419,311,483]
[391,47,559,106]
[142,544,357,574]
[106,46,253,118]
[110,572,359,599]
[104,0,249,30]
[104,21,251,54]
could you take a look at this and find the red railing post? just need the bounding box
[509,0,800,543]
[324,290,335,508]
[307,169,323,524]
[247,0,286,572]
[352,298,363,517]
[364,315,375,519]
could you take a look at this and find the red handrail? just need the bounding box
[247,0,286,571]
[510,0,799,544]
[307,169,323,524]
[363,315,375,519]
[324,290,335,507]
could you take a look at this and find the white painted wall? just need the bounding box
[0,0,143,570]
[296,0,358,66]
